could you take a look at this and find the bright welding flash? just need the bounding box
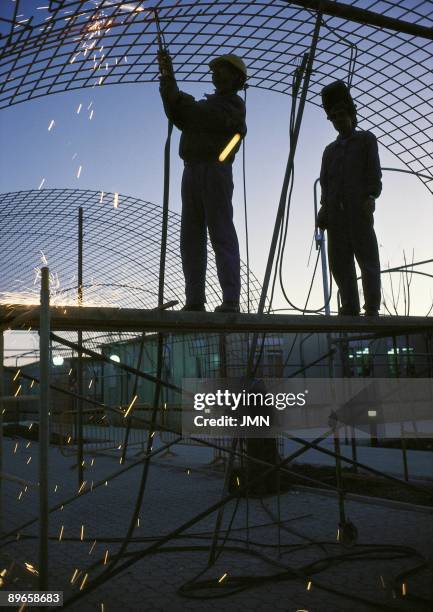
[218,133,241,162]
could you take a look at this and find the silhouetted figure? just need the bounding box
[158,51,247,313]
[317,81,382,316]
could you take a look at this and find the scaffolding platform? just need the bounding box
[1,305,432,335]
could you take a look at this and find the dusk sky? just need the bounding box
[1,1,432,360]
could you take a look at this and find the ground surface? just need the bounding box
[1,433,432,612]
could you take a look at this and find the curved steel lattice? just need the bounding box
[0,0,432,193]
[0,188,262,359]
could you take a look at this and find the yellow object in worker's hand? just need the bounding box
[219,133,241,162]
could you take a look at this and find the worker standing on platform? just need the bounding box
[157,50,247,313]
[317,81,382,316]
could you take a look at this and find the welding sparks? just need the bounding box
[18,491,23,500]
[69,368,73,376]
[401,583,407,596]
[76,165,82,179]
[13,369,21,381]
[14,385,22,397]
[89,110,94,120]
[88,379,93,389]
[89,540,97,554]
[25,441,31,448]
[48,119,55,131]
[80,525,85,541]
[58,525,64,541]
[54,484,58,492]
[124,394,138,418]
[103,550,109,565]
[13,442,18,454]
[113,192,119,208]
[99,191,104,204]
[78,481,87,494]
[218,573,228,583]
[24,562,39,576]
[306,580,312,591]
[70,568,80,584]
[137,517,140,527]
[26,456,32,465]
[77,103,82,114]
[38,178,46,190]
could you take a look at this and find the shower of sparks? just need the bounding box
[38,178,46,190]
[18,491,23,500]
[113,192,119,208]
[306,580,312,591]
[89,540,97,554]
[101,604,104,612]
[48,119,55,131]
[77,103,82,114]
[218,573,227,583]
[80,525,85,541]
[236,476,240,487]
[90,480,94,491]
[54,484,58,492]
[137,517,140,527]
[67,435,72,443]
[88,102,93,110]
[380,575,386,588]
[25,441,31,448]
[78,481,87,494]
[58,525,64,541]
[99,191,104,204]
[77,165,82,179]
[13,369,21,381]
[30,380,35,388]
[103,550,109,565]
[29,423,33,430]
[26,456,32,465]
[402,583,407,596]
[13,442,18,453]
[69,369,73,376]
[105,480,108,486]
[72,152,78,160]
[91,458,95,466]
[124,394,138,418]
[88,379,93,389]
[186,469,190,475]
[89,110,94,120]
[24,562,39,576]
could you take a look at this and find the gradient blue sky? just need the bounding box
[1,1,432,360]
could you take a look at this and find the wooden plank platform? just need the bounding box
[0,305,432,335]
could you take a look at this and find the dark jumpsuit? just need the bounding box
[319,129,382,314]
[160,76,247,306]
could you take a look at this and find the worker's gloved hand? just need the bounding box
[316,206,328,230]
[363,196,376,215]
[157,50,174,78]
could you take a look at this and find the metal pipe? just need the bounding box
[39,266,50,590]
[286,0,433,40]
[77,206,84,487]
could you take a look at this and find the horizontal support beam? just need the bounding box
[287,0,433,40]
[0,305,432,335]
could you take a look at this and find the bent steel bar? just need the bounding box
[287,0,433,40]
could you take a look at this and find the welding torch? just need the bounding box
[154,8,174,78]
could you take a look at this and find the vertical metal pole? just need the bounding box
[39,267,50,590]
[0,331,4,534]
[247,12,322,373]
[77,207,84,487]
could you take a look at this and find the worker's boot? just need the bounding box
[181,304,206,312]
[214,300,240,313]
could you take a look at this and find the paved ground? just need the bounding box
[1,434,432,612]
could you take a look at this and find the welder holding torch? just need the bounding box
[157,49,247,313]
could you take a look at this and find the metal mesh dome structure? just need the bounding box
[0,188,262,356]
[0,0,432,194]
